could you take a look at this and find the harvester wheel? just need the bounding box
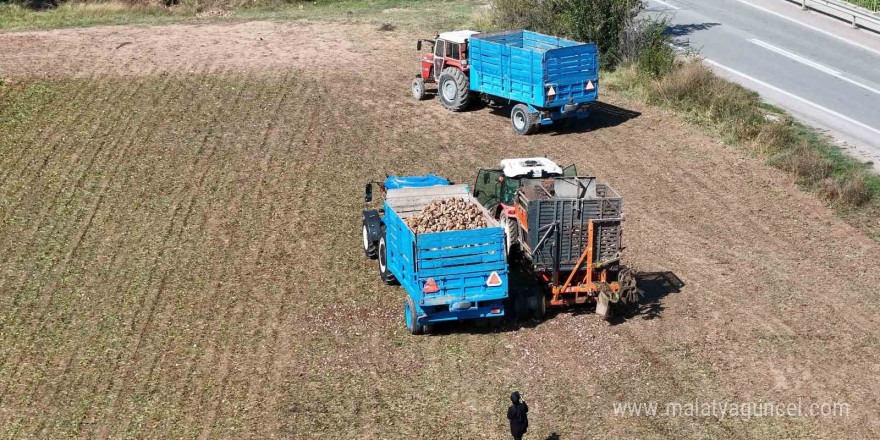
[411,75,426,100]
[362,221,377,259]
[510,104,538,135]
[438,67,472,112]
[378,226,398,285]
[617,266,639,307]
[405,296,426,335]
[528,292,546,320]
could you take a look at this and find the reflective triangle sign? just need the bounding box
[585,80,595,91]
[547,86,557,96]
[486,271,503,287]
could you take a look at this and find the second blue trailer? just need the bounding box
[469,30,599,134]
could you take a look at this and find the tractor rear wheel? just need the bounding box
[438,67,472,112]
[500,216,519,256]
[411,75,426,100]
[511,104,538,135]
[378,226,398,285]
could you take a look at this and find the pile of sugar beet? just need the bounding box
[405,198,489,234]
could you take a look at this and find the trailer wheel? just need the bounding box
[511,104,538,135]
[378,226,398,285]
[363,221,377,259]
[412,75,427,100]
[405,296,426,335]
[437,67,472,112]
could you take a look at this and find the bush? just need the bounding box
[822,175,871,207]
[491,0,646,69]
[770,141,833,181]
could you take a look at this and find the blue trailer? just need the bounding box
[411,29,599,135]
[362,176,508,335]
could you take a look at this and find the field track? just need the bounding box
[1,20,879,439]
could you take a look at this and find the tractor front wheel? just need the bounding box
[438,67,472,112]
[411,75,426,100]
[511,104,538,135]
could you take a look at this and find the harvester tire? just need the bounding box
[438,67,472,112]
[363,220,377,259]
[528,292,546,320]
[511,103,538,135]
[378,226,398,285]
[617,266,639,308]
[405,296,426,335]
[412,75,426,100]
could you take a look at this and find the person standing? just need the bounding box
[507,391,529,440]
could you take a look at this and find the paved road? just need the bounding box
[646,0,880,170]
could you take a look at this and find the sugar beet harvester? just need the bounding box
[473,158,638,320]
[362,175,508,335]
[412,29,599,135]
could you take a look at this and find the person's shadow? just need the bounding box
[544,433,562,440]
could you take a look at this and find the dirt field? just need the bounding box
[1,20,879,439]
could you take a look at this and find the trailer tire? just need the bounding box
[405,296,426,335]
[438,67,472,112]
[511,104,538,135]
[363,221,377,259]
[378,226,398,285]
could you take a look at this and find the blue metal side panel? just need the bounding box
[383,203,420,301]
[414,227,508,306]
[471,30,598,109]
[470,32,543,107]
[543,44,599,107]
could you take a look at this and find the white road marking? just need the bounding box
[705,59,880,137]
[749,38,880,97]
[733,0,880,57]
[651,0,680,10]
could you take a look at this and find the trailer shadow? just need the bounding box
[531,101,641,136]
[428,268,684,335]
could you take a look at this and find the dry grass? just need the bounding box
[822,175,872,207]
[608,59,878,217]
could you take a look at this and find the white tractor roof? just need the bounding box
[501,157,563,178]
[438,30,480,44]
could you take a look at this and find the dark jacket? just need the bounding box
[507,392,529,436]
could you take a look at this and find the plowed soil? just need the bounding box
[1,20,878,439]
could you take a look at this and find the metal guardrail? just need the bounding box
[789,0,880,33]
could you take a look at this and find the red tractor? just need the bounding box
[411,30,479,111]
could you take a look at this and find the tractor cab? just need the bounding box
[473,158,577,213]
[416,30,478,82]
[412,30,479,102]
